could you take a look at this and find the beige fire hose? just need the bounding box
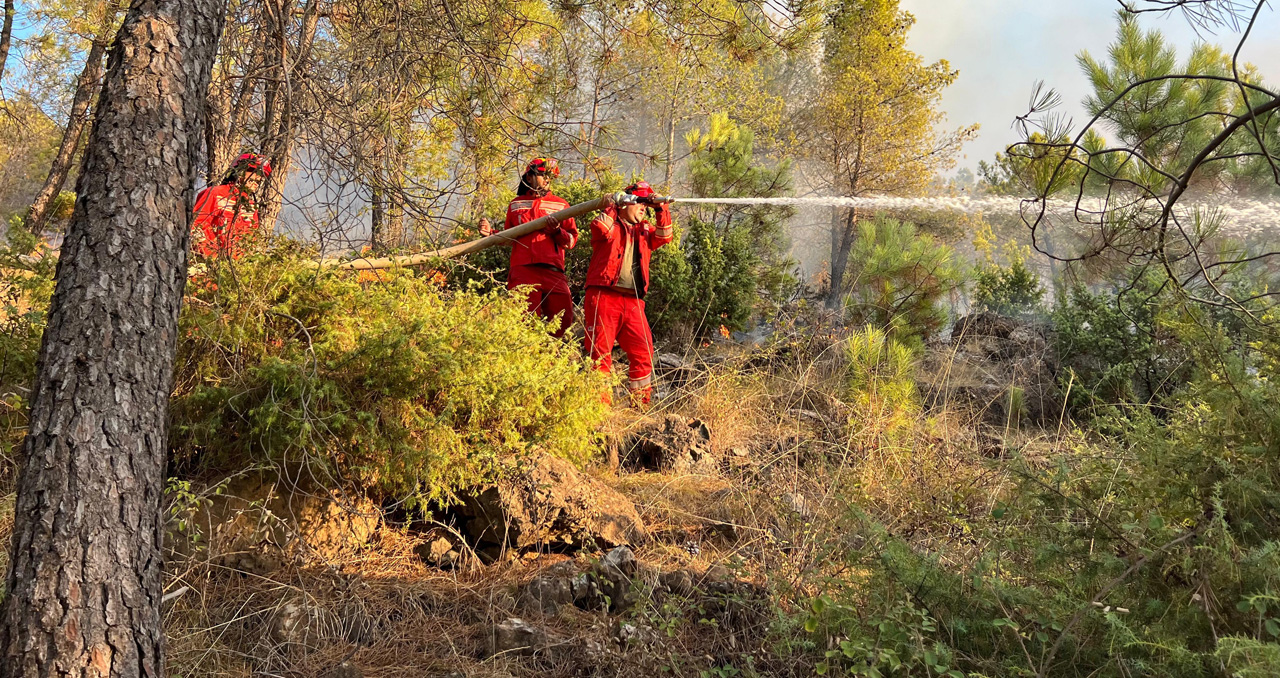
[312,192,669,271]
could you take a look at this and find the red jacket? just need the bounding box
[585,203,673,295]
[191,184,259,258]
[504,192,578,270]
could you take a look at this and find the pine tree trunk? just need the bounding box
[825,207,857,310]
[0,0,224,673]
[23,1,122,233]
[0,0,15,86]
[255,0,318,232]
[370,183,385,252]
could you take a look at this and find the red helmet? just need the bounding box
[233,152,272,177]
[525,157,560,178]
[624,181,655,198]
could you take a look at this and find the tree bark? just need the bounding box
[23,0,122,233]
[255,0,319,232]
[825,207,857,310]
[0,0,224,672]
[0,0,15,86]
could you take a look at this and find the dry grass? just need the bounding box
[0,324,1074,677]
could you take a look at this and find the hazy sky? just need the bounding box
[898,0,1280,174]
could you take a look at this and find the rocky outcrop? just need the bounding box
[920,312,1061,428]
[168,474,380,568]
[620,414,717,474]
[456,452,648,552]
[485,618,548,657]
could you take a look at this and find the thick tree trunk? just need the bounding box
[0,0,224,673]
[0,0,14,86]
[825,207,857,310]
[23,1,122,233]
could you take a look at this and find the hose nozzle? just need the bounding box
[611,192,674,206]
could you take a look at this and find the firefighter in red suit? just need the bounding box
[484,157,579,338]
[191,153,270,259]
[583,181,674,404]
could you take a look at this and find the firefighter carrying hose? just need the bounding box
[583,181,673,404]
[192,152,271,259]
[485,157,580,338]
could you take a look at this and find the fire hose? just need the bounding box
[313,192,673,271]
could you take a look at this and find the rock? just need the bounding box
[921,313,1060,428]
[323,661,363,678]
[476,544,510,565]
[270,599,329,647]
[570,572,605,611]
[656,353,688,370]
[787,409,828,426]
[709,522,740,543]
[616,621,661,647]
[457,452,648,551]
[595,546,641,611]
[599,546,638,582]
[783,492,813,519]
[623,415,717,474]
[413,534,461,569]
[168,474,380,566]
[954,312,1018,339]
[704,564,732,582]
[486,618,547,657]
[518,575,575,614]
[660,568,695,597]
[730,446,750,458]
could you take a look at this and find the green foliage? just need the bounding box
[843,216,965,346]
[171,243,612,504]
[843,325,917,416]
[0,228,57,469]
[1078,14,1232,194]
[648,115,796,339]
[973,258,1045,317]
[648,217,760,340]
[1051,277,1191,408]
[809,0,974,197]
[805,592,964,678]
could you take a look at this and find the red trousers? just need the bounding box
[583,287,655,400]
[509,265,574,338]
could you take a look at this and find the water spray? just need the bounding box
[315,191,1280,271]
[668,195,1280,238]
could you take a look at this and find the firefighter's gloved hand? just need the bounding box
[478,218,493,237]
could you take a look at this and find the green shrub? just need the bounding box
[647,216,762,339]
[171,242,612,504]
[973,258,1045,317]
[646,114,797,340]
[0,227,56,476]
[843,325,917,418]
[843,216,966,347]
[1051,276,1192,409]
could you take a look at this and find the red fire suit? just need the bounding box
[583,203,673,401]
[504,192,579,338]
[192,184,260,259]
